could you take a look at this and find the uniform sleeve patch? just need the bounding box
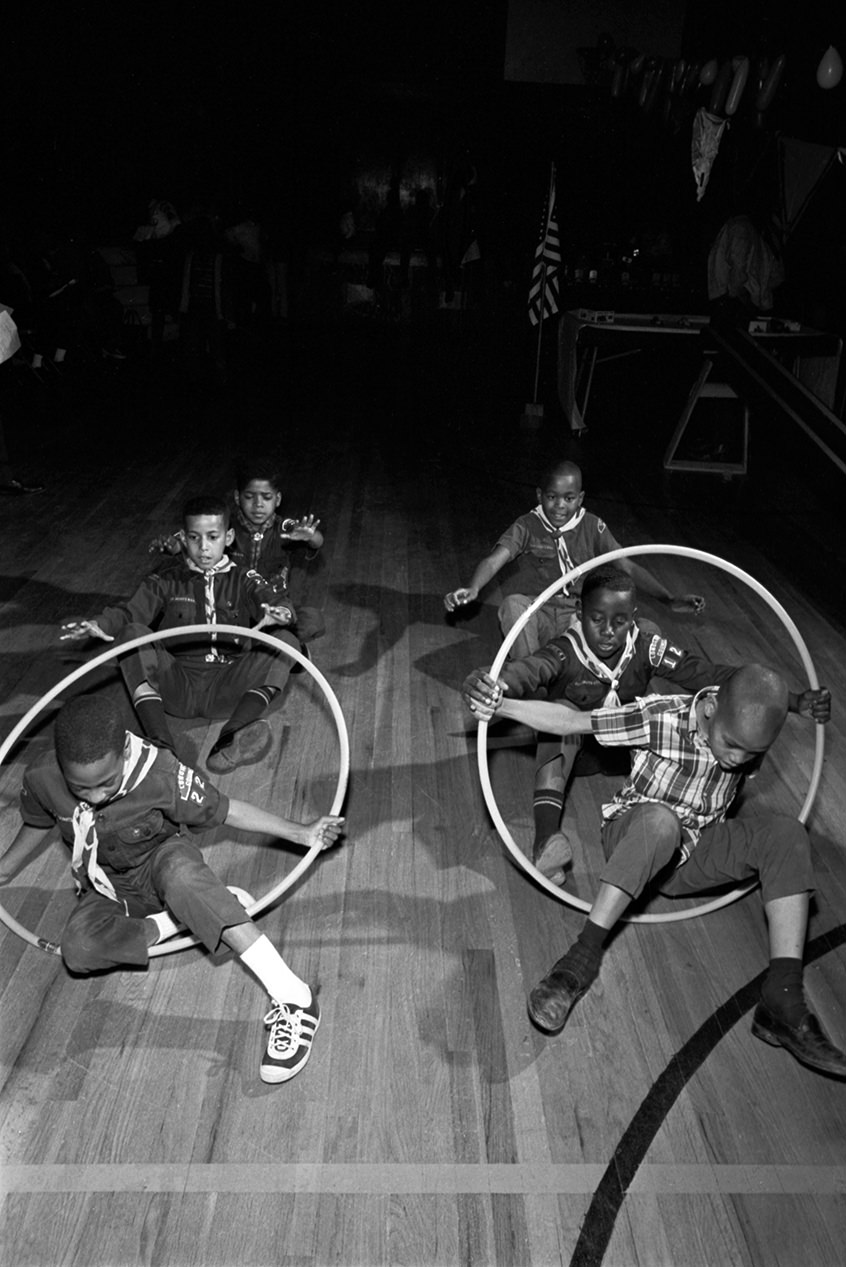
[649,635,668,667]
[654,637,685,671]
[177,763,208,803]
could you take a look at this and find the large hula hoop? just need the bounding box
[0,624,350,957]
[478,545,823,922]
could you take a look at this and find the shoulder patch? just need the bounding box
[656,638,686,671]
[177,762,210,806]
[596,519,607,533]
[648,634,668,667]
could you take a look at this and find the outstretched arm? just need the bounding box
[59,619,114,642]
[445,544,512,612]
[469,691,594,736]
[225,799,344,852]
[0,824,53,885]
[281,515,324,550]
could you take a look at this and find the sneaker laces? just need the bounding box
[264,1003,306,1057]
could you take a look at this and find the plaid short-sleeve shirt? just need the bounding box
[591,688,745,860]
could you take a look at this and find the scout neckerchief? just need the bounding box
[71,732,159,902]
[564,619,639,705]
[531,504,586,594]
[185,554,236,662]
[235,506,277,572]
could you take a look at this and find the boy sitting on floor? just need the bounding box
[462,566,827,884]
[470,663,843,1078]
[445,458,705,661]
[61,494,300,774]
[0,695,344,1084]
[150,455,325,650]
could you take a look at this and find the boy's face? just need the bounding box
[236,479,282,527]
[61,739,128,806]
[703,700,779,771]
[537,472,584,528]
[579,587,636,661]
[183,513,234,571]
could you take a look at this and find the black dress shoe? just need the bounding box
[527,947,598,1034]
[751,1003,846,1077]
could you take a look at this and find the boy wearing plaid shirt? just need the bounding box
[462,566,740,884]
[473,663,844,1077]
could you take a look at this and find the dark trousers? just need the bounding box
[61,835,250,973]
[115,621,296,718]
[600,803,815,906]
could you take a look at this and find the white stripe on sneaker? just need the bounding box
[260,995,321,1084]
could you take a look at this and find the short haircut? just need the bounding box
[538,458,582,488]
[234,455,282,494]
[581,565,636,604]
[183,494,230,527]
[54,696,125,767]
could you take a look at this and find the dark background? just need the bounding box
[2,2,845,632]
[4,1,845,320]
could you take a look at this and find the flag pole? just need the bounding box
[530,260,547,404]
[522,161,557,428]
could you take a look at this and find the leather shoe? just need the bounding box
[528,949,597,1034]
[207,720,272,773]
[751,1002,846,1077]
[532,830,576,886]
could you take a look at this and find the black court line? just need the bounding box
[569,923,846,1267]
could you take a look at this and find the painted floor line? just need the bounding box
[2,1162,844,1196]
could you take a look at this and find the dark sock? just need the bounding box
[577,920,610,954]
[554,920,608,988]
[761,957,806,1025]
[533,789,564,852]
[134,695,176,750]
[210,686,279,754]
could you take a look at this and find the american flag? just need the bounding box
[528,164,560,326]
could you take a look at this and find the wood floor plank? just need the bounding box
[2,324,846,1266]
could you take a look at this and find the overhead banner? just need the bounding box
[779,135,844,237]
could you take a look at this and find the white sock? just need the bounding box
[240,934,311,1007]
[145,910,182,944]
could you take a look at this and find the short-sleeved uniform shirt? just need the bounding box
[495,510,621,605]
[20,747,229,877]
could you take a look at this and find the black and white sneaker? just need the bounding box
[260,994,321,1083]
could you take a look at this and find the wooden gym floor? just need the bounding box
[1,316,845,1266]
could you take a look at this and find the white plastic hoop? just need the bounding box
[478,545,823,922]
[0,624,350,956]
